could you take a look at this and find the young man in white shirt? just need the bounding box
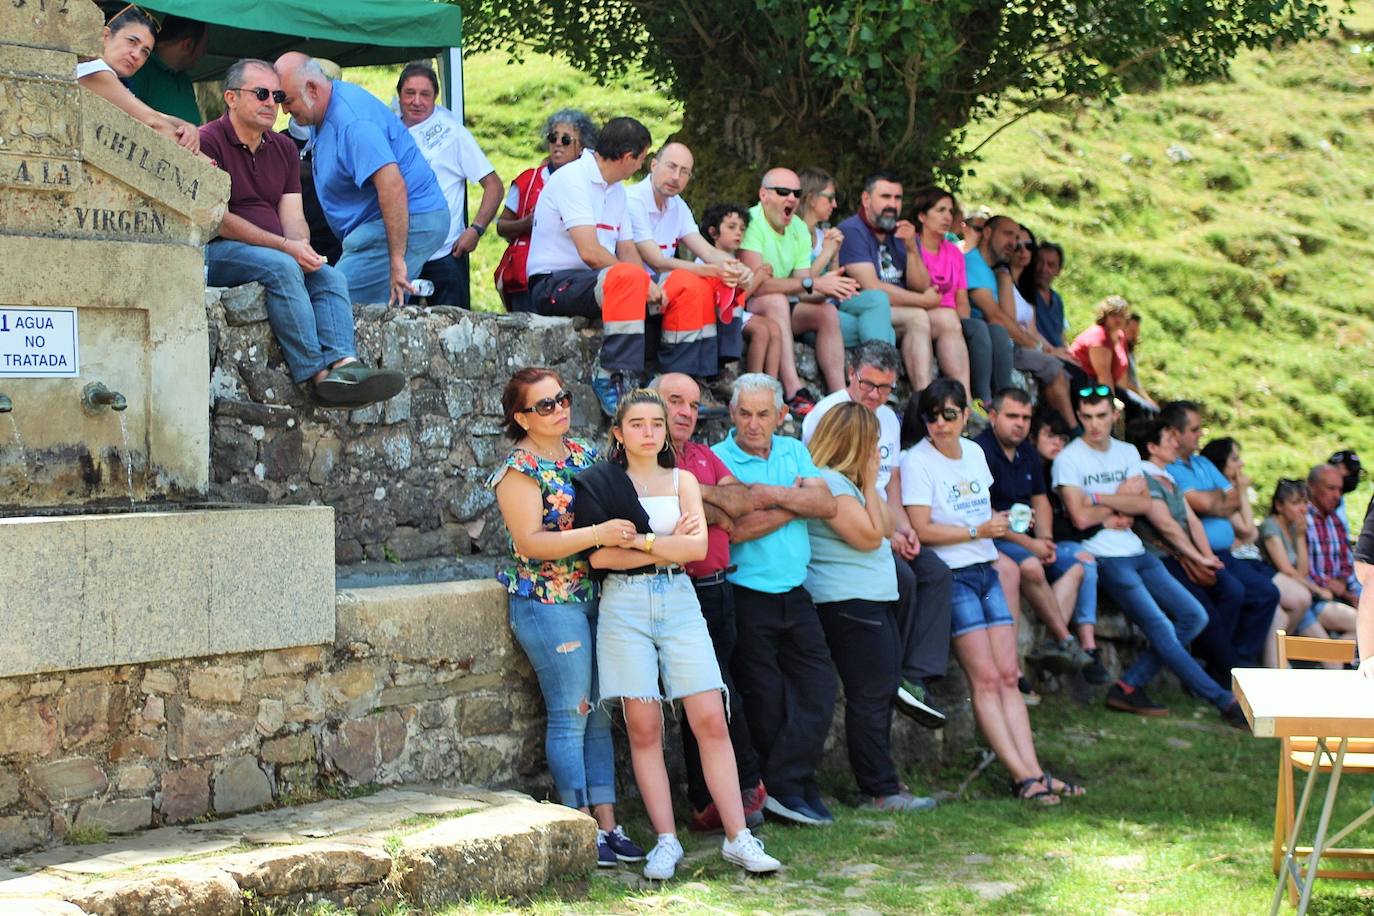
[1054,389,1246,727]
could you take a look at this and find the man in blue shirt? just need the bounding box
[960,216,1014,404]
[275,53,449,307]
[1161,400,1278,682]
[714,373,837,826]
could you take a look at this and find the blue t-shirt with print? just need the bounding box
[964,247,997,319]
[836,214,906,286]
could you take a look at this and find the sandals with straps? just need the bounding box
[1041,771,1085,798]
[1011,776,1060,806]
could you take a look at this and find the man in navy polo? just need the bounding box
[200,59,404,409]
[275,52,449,307]
[974,387,1104,682]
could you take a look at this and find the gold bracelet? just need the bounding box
[593,524,601,548]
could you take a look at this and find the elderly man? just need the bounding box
[274,52,449,307]
[738,168,893,415]
[396,62,504,309]
[800,341,952,725]
[1308,463,1364,602]
[653,373,767,832]
[200,60,403,408]
[127,15,209,125]
[836,171,950,389]
[714,373,838,825]
[526,117,665,417]
[629,143,753,377]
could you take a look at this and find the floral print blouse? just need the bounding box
[491,437,597,603]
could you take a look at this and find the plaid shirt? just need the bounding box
[1306,504,1353,586]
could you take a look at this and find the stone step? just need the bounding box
[0,785,594,913]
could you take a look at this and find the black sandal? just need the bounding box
[1011,777,1060,806]
[1041,771,1085,798]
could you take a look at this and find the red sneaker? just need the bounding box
[688,802,723,832]
[742,780,767,826]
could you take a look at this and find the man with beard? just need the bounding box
[836,171,941,389]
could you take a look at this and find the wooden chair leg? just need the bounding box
[1273,752,1289,875]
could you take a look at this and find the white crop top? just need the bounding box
[637,469,681,535]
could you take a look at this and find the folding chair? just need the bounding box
[1272,630,1374,903]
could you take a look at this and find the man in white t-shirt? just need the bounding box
[397,62,504,309]
[801,341,951,727]
[1054,390,1246,727]
[627,143,752,376]
[526,117,662,417]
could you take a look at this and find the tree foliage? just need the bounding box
[457,0,1340,206]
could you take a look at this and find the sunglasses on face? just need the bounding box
[547,132,575,146]
[1077,385,1113,398]
[229,86,287,104]
[1014,240,1033,250]
[765,186,803,198]
[925,406,962,423]
[967,221,986,232]
[519,389,572,416]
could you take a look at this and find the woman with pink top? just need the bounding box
[1068,296,1158,420]
[911,187,972,400]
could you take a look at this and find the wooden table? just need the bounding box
[1233,668,1374,913]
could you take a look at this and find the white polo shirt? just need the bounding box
[406,106,496,263]
[800,390,901,493]
[626,178,698,275]
[527,150,632,277]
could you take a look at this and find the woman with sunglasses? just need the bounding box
[76,5,201,154]
[491,367,646,869]
[899,379,1082,805]
[1260,479,1358,652]
[1005,225,1077,425]
[573,389,780,880]
[798,167,841,272]
[494,110,597,312]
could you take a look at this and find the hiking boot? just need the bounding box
[764,793,825,826]
[1221,701,1250,731]
[688,802,723,833]
[600,824,646,862]
[1028,636,1077,674]
[721,827,781,873]
[1018,675,1042,707]
[642,834,684,880]
[741,780,767,829]
[314,363,405,407]
[895,679,947,729]
[1105,682,1169,717]
[866,791,938,813]
[1083,648,1111,686]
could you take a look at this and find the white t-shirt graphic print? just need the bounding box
[900,438,998,569]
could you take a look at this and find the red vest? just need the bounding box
[494,164,548,303]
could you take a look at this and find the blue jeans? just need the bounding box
[836,289,895,347]
[508,595,616,809]
[205,239,354,383]
[337,207,450,305]
[992,540,1099,627]
[1096,552,1234,708]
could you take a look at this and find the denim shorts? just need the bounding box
[949,561,1015,638]
[597,570,726,702]
[995,539,1090,582]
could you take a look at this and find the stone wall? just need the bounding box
[0,581,545,856]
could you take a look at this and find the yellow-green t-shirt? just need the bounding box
[741,203,812,278]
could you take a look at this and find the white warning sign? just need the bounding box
[0,307,79,378]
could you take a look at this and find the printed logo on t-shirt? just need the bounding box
[1081,469,1130,487]
[947,479,986,508]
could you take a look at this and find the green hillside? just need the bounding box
[349,13,1374,514]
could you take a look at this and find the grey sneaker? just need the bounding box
[1028,637,1077,674]
[721,827,780,873]
[867,791,938,813]
[643,834,684,880]
[1061,635,1095,671]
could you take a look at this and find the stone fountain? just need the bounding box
[0,0,334,677]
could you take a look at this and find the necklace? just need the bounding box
[627,472,649,497]
[524,438,568,463]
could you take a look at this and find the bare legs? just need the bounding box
[792,301,845,392]
[953,624,1046,784]
[891,306,933,390]
[928,308,970,400]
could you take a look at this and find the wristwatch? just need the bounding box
[967,526,978,541]
[470,223,487,237]
[801,276,814,294]
[641,532,657,553]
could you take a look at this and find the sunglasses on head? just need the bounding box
[765,186,803,198]
[925,406,962,423]
[547,132,575,146]
[229,86,287,104]
[1077,385,1113,398]
[110,2,161,31]
[519,389,572,416]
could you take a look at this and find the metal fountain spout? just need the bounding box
[83,382,127,413]
[0,393,10,413]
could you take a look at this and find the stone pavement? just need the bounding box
[0,785,594,914]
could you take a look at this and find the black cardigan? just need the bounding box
[571,461,653,580]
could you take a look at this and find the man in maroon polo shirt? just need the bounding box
[654,372,767,832]
[200,58,403,409]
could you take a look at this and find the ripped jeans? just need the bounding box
[508,596,616,809]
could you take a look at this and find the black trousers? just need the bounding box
[730,584,837,798]
[417,251,471,309]
[681,580,762,809]
[893,548,954,683]
[1165,553,1279,690]
[816,598,902,797]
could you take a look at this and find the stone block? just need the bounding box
[262,647,325,676]
[256,698,284,736]
[0,814,49,855]
[168,703,257,760]
[0,901,84,915]
[0,700,58,757]
[59,685,116,749]
[140,694,166,727]
[322,711,406,783]
[74,797,151,834]
[109,734,164,762]
[188,666,245,704]
[249,675,307,704]
[116,765,156,795]
[212,756,272,814]
[0,765,20,808]
[221,282,268,325]
[159,765,209,824]
[141,669,178,695]
[335,581,513,666]
[217,841,392,896]
[396,802,595,908]
[31,757,107,802]
[261,733,314,765]
[459,696,509,737]
[66,864,241,916]
[215,396,295,428]
[317,664,381,708]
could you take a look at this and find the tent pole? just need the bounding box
[439,47,470,302]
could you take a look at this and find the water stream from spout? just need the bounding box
[6,414,26,490]
[117,411,135,505]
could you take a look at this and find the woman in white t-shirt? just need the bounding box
[76,6,201,154]
[900,379,1083,805]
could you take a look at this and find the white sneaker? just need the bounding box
[643,834,684,880]
[721,827,781,873]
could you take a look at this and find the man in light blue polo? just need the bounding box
[713,373,837,827]
[275,52,449,307]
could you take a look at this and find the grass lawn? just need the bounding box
[426,689,1374,914]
